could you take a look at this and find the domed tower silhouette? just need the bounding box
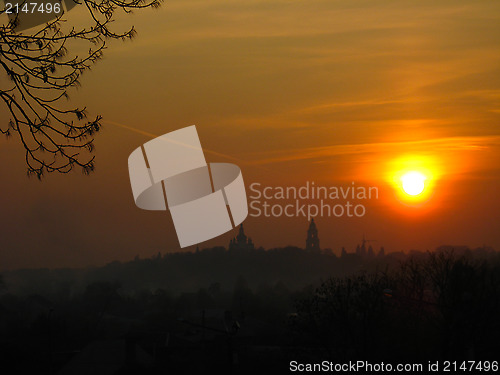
[306,219,320,252]
[229,224,254,251]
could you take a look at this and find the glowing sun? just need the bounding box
[401,171,426,196]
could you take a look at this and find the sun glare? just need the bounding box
[401,171,426,196]
[386,155,440,207]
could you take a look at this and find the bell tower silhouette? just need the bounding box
[306,219,320,252]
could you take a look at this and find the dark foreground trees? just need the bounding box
[0,249,499,373]
[292,251,500,360]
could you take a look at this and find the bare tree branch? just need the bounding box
[0,0,162,178]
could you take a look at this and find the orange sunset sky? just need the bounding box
[1,0,500,269]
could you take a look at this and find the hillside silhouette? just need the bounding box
[0,240,499,374]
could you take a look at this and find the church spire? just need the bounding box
[306,219,320,252]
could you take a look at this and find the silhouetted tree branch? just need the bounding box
[0,0,161,178]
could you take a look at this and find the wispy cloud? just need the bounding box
[243,135,500,166]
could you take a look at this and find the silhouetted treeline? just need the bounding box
[0,247,498,374]
[292,250,500,362]
[4,245,496,297]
